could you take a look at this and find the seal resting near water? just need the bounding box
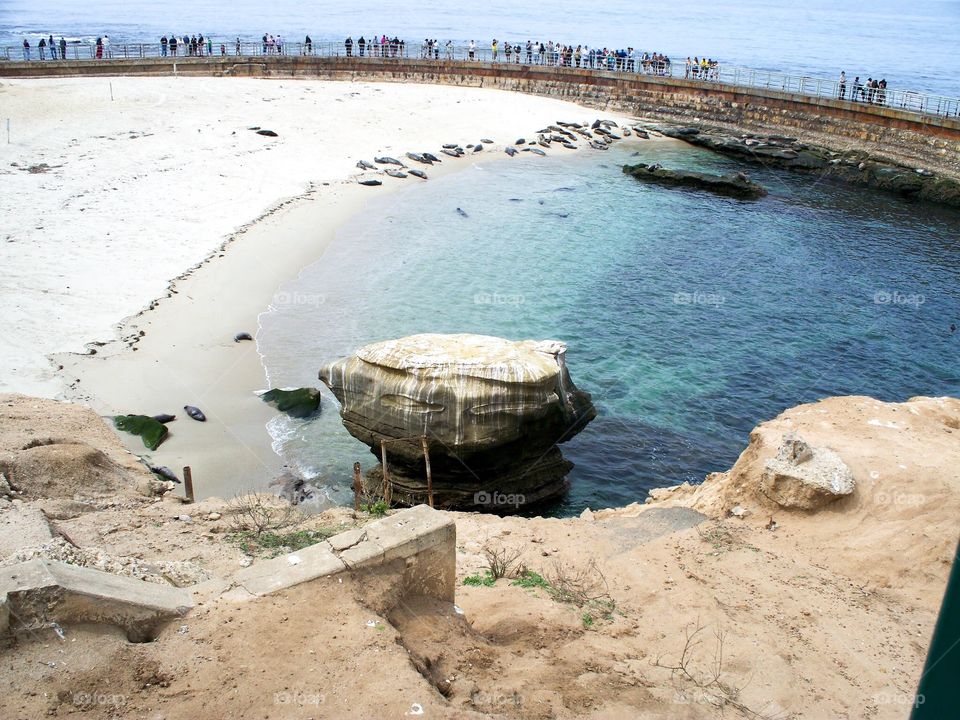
[184,405,207,422]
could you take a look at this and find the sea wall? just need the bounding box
[3,56,959,177]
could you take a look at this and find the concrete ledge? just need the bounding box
[223,504,456,602]
[0,559,193,641]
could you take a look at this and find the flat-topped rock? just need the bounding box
[320,334,596,509]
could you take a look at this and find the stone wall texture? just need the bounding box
[3,56,959,177]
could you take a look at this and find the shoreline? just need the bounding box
[18,75,647,500]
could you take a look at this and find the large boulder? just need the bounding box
[319,334,596,510]
[759,433,855,510]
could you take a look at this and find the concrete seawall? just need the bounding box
[3,56,959,177]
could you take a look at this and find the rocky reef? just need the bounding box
[648,124,960,208]
[622,162,767,199]
[319,333,596,510]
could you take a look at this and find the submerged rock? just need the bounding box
[114,414,168,450]
[260,387,322,419]
[760,432,855,510]
[623,162,768,199]
[319,333,596,510]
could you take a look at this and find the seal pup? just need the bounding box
[358,179,383,186]
[385,169,407,178]
[152,413,176,423]
[516,138,526,145]
[505,146,518,156]
[234,332,254,342]
[184,405,207,422]
[530,148,547,156]
[473,144,483,153]
[408,169,428,179]
[150,465,181,483]
[481,138,493,144]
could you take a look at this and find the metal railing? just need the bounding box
[4,40,958,119]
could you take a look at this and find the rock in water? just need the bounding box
[759,433,855,510]
[622,163,768,199]
[319,334,596,510]
[260,387,322,419]
[114,414,168,450]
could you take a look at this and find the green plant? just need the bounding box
[463,571,496,587]
[227,527,341,556]
[361,500,389,517]
[582,612,595,629]
[511,569,551,590]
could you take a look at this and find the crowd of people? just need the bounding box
[158,34,223,57]
[838,71,888,104]
[343,36,407,57]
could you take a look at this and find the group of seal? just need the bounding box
[355,121,645,186]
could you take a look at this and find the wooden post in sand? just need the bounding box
[380,440,391,505]
[183,466,194,503]
[352,462,362,512]
[421,436,434,508]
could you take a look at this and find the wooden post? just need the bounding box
[183,466,194,503]
[380,440,390,505]
[353,462,362,512]
[421,436,433,508]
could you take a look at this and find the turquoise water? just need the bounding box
[259,141,960,515]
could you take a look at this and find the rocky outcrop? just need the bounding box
[622,162,767,199]
[260,387,322,419]
[650,125,960,208]
[319,334,596,510]
[759,433,855,510]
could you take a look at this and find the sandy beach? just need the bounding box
[0,76,645,498]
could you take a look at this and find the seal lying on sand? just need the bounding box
[505,147,518,156]
[150,465,180,483]
[385,169,407,178]
[441,148,460,158]
[408,169,428,179]
[422,152,441,163]
[356,160,376,170]
[358,179,383,186]
[234,332,254,342]
[152,413,176,423]
[184,405,207,421]
[375,156,404,166]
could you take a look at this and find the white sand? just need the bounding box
[0,75,646,497]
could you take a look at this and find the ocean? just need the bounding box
[258,142,960,515]
[1,0,959,97]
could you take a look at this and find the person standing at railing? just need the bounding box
[345,36,353,57]
[208,36,213,56]
[276,36,283,55]
[358,36,366,56]
[261,34,267,54]
[22,39,30,60]
[492,39,498,62]
[838,71,846,99]
[59,37,67,60]
[468,40,476,60]
[161,35,168,57]
[878,79,887,105]
[169,35,177,56]
[38,38,46,60]
[304,36,312,55]
[236,37,242,55]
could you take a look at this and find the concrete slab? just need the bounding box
[231,541,346,596]
[221,505,457,603]
[599,507,707,551]
[0,558,193,642]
